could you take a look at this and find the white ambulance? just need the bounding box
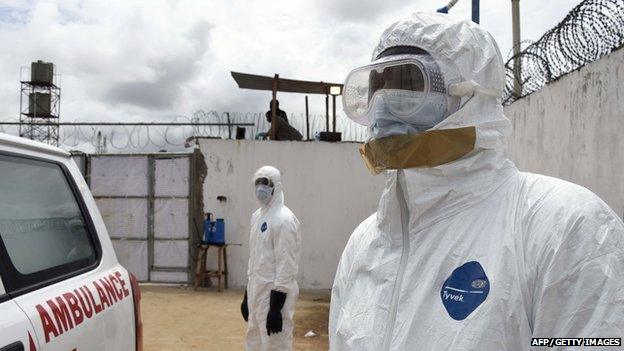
[0,133,143,351]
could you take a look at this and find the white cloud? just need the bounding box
[0,0,580,133]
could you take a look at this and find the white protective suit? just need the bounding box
[329,13,624,351]
[246,166,301,351]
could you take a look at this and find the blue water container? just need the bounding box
[203,216,225,245]
[212,218,225,245]
[202,220,214,244]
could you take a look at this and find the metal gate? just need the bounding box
[73,150,204,284]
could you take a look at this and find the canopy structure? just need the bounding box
[231,71,343,95]
[231,71,343,140]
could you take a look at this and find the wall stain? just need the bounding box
[207,154,221,173]
[226,160,234,175]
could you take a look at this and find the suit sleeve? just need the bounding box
[531,196,624,339]
[272,216,300,293]
[329,238,353,350]
[329,215,374,351]
[247,212,258,281]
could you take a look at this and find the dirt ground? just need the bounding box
[141,285,330,351]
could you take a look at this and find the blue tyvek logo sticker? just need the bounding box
[441,261,489,320]
[260,222,267,232]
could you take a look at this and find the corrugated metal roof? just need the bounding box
[231,71,343,95]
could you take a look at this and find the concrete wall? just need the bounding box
[199,46,624,290]
[198,139,386,290]
[505,47,624,218]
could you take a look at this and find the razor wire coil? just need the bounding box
[503,0,624,104]
[0,110,369,153]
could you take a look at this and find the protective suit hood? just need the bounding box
[253,166,285,211]
[370,13,515,232]
[372,12,505,98]
[370,11,510,158]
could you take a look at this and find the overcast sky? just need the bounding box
[0,0,580,129]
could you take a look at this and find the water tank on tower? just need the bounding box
[30,60,54,85]
[19,60,61,145]
[28,92,51,116]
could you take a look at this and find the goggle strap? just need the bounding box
[375,46,430,60]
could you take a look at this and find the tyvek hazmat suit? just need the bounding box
[329,12,624,351]
[244,166,301,351]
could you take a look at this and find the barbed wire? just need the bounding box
[0,111,369,153]
[503,0,624,104]
[188,110,369,144]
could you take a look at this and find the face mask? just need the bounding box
[368,91,451,138]
[386,89,450,126]
[369,94,420,138]
[255,184,273,204]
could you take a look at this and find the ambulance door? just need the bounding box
[0,280,39,351]
[0,153,134,351]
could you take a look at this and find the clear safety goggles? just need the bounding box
[254,177,274,187]
[343,53,501,127]
[343,55,455,125]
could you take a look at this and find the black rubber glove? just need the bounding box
[266,290,287,335]
[241,289,249,322]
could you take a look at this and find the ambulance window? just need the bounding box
[0,154,100,293]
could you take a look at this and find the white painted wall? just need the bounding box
[505,47,624,218]
[199,47,624,290]
[198,139,386,290]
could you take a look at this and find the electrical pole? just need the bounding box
[511,0,522,98]
[472,0,479,23]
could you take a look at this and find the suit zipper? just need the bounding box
[381,170,411,351]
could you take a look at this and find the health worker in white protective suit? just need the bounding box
[329,12,624,351]
[241,166,301,351]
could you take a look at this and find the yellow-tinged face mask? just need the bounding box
[359,126,476,175]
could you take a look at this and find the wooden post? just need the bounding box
[325,93,329,132]
[226,112,232,139]
[147,155,155,282]
[223,245,228,289]
[332,94,337,133]
[305,95,310,140]
[217,246,223,292]
[270,74,279,140]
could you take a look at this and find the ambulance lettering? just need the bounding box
[29,332,37,351]
[35,271,130,343]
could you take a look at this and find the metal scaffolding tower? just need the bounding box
[19,60,61,146]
